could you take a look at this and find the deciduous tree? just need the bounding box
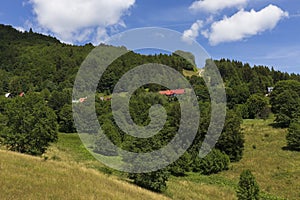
[0,94,58,155]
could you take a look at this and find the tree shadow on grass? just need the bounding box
[281,146,300,152]
[268,122,285,129]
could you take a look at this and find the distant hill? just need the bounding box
[0,24,196,96]
[0,24,94,95]
[1,23,299,97]
[0,24,60,45]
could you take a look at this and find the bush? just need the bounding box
[286,121,300,151]
[234,104,249,119]
[237,170,260,200]
[168,152,192,176]
[129,169,169,193]
[193,149,230,175]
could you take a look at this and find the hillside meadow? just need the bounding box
[1,117,299,200]
[166,118,300,200]
[0,150,169,200]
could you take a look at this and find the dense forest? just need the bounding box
[0,24,299,195]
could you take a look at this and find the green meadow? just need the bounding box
[1,118,299,200]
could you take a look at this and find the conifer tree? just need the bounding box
[237,170,260,200]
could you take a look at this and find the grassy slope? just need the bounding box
[220,118,300,199]
[0,150,169,200]
[48,118,300,200]
[1,118,299,200]
[166,118,300,200]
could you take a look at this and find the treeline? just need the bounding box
[215,58,300,108]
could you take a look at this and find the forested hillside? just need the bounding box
[0,24,299,199]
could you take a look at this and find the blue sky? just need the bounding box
[1,0,299,73]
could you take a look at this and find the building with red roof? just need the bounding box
[159,89,185,96]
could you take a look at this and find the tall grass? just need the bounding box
[0,150,169,200]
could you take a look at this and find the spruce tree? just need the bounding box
[286,121,300,151]
[237,170,260,200]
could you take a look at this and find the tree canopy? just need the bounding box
[0,93,58,155]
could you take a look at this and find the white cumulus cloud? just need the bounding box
[15,26,26,33]
[182,20,203,44]
[29,0,135,44]
[205,4,288,45]
[190,0,248,13]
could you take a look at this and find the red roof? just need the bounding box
[159,89,185,96]
[79,97,87,103]
[173,89,185,95]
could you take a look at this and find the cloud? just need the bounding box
[190,0,247,13]
[182,20,203,44]
[204,5,288,45]
[29,0,135,44]
[15,26,26,33]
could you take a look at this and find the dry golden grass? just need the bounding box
[166,177,236,200]
[0,150,170,200]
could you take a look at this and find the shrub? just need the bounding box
[129,169,169,192]
[168,152,192,176]
[193,149,230,175]
[234,104,249,119]
[237,170,260,200]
